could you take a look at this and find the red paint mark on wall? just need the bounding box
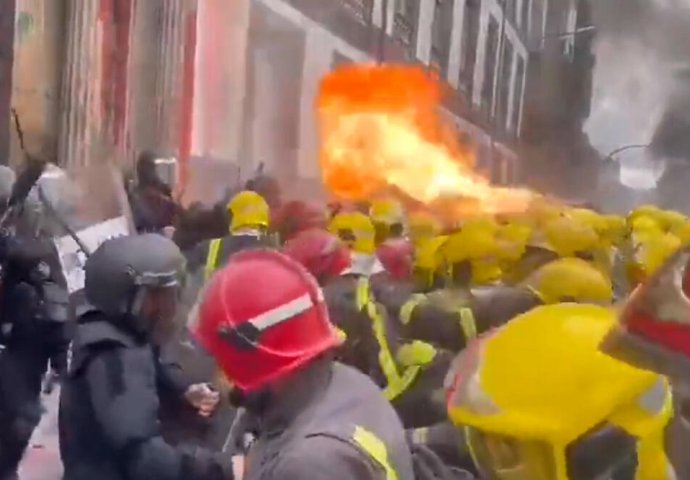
[99,0,133,148]
[177,9,197,200]
[200,0,227,152]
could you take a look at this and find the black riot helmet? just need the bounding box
[84,234,185,341]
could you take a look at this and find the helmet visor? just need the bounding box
[466,428,556,480]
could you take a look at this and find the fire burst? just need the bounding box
[317,64,536,218]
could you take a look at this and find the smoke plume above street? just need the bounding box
[585,0,690,188]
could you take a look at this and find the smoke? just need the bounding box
[585,0,690,165]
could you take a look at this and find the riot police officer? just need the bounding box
[0,167,71,480]
[59,234,234,480]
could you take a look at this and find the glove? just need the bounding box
[410,444,476,480]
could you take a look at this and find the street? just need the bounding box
[19,389,62,480]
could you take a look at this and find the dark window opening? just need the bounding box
[340,0,374,26]
[459,0,480,94]
[482,16,500,109]
[511,55,525,133]
[393,0,419,57]
[430,0,454,77]
[496,40,514,130]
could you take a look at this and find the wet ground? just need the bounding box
[19,389,62,480]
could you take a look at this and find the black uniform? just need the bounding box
[59,310,233,480]
[323,274,452,428]
[0,235,70,478]
[383,286,541,352]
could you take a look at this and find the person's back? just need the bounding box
[244,359,414,480]
[193,249,416,480]
[59,311,151,480]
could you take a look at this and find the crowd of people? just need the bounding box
[1,152,690,480]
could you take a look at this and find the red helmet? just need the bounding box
[273,200,328,242]
[283,228,351,283]
[376,238,414,280]
[601,244,690,381]
[193,250,342,392]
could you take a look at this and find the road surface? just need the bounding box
[19,388,62,480]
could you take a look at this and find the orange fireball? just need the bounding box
[317,64,535,217]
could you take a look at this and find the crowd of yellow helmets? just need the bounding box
[328,198,688,480]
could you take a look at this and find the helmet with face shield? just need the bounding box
[446,303,673,480]
[84,234,185,344]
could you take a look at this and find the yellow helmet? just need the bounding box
[414,235,448,289]
[601,214,627,247]
[544,215,599,258]
[633,232,681,280]
[656,209,687,234]
[441,223,499,265]
[496,223,531,262]
[408,211,441,244]
[329,211,376,254]
[447,303,673,480]
[567,208,606,234]
[369,198,405,226]
[628,204,662,224]
[227,190,270,233]
[521,257,613,305]
[675,221,690,246]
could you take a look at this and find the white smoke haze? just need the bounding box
[586,0,690,190]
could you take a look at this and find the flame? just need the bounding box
[317,64,536,218]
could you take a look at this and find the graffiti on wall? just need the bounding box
[15,12,35,45]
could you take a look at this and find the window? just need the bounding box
[459,0,481,93]
[496,39,514,129]
[520,0,530,32]
[504,0,516,23]
[511,55,525,133]
[481,16,500,108]
[340,0,374,26]
[393,0,418,55]
[430,0,454,77]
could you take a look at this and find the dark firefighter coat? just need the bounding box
[381,285,542,353]
[203,233,273,280]
[323,274,453,428]
[243,359,414,480]
[59,311,233,480]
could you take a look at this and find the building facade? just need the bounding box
[6,0,595,203]
[192,0,546,199]
[521,0,598,198]
[8,0,196,171]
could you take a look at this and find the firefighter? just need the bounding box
[394,257,613,353]
[192,249,415,480]
[377,237,414,281]
[412,235,448,292]
[283,229,451,428]
[329,211,385,277]
[59,234,234,480]
[601,243,690,478]
[407,211,442,247]
[245,173,281,210]
[370,198,406,245]
[447,303,674,480]
[204,190,272,281]
[272,200,328,244]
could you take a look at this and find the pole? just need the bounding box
[489,0,508,183]
[378,0,389,63]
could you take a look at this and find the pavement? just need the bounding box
[18,388,62,480]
